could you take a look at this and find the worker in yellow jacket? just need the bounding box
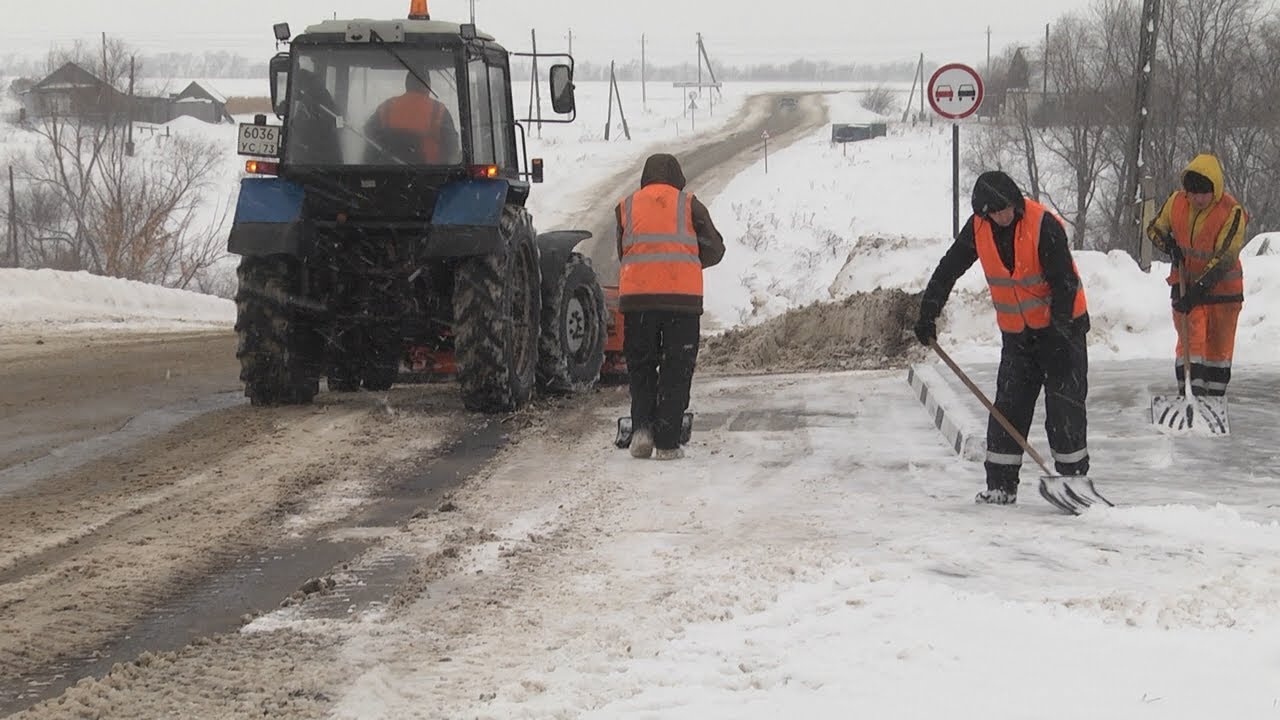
[1147,153,1248,397]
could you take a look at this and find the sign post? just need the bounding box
[762,130,770,174]
[927,63,984,238]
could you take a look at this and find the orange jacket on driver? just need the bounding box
[975,199,1087,333]
[375,92,448,163]
[617,185,702,302]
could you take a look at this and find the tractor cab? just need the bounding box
[245,2,575,217]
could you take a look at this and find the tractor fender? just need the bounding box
[227,177,311,257]
[534,230,593,289]
[428,179,513,257]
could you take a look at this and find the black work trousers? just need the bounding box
[623,311,700,450]
[985,327,1090,492]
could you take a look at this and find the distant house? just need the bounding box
[21,62,126,122]
[170,81,233,124]
[20,64,232,125]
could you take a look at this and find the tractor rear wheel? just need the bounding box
[234,255,321,406]
[537,252,606,394]
[452,206,541,412]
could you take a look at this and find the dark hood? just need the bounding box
[640,153,687,190]
[971,170,1026,217]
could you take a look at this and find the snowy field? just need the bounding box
[6,83,1280,718]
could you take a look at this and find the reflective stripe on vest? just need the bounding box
[975,200,1087,334]
[378,93,446,163]
[1167,192,1245,295]
[618,186,702,299]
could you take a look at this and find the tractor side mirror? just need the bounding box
[459,23,478,40]
[273,23,291,42]
[269,53,291,118]
[549,64,575,114]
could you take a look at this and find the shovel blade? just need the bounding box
[614,413,694,449]
[1038,475,1114,515]
[1150,394,1230,436]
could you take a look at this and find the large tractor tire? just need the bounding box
[537,252,607,394]
[452,206,541,413]
[234,255,321,406]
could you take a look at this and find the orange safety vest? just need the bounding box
[975,200,1088,334]
[1167,192,1245,296]
[376,92,447,163]
[617,185,703,300]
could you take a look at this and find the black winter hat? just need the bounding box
[971,170,1024,216]
[1183,171,1214,194]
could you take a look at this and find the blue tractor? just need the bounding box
[229,2,608,411]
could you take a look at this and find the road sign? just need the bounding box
[927,63,984,120]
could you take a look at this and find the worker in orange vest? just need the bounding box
[617,154,726,460]
[365,71,460,164]
[914,170,1091,505]
[1146,154,1248,397]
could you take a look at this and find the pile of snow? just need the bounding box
[0,268,234,332]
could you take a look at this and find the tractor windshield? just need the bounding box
[285,45,464,167]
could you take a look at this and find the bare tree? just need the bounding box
[11,38,230,288]
[1039,13,1115,249]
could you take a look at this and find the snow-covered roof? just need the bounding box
[173,81,227,105]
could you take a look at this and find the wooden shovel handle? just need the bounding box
[928,341,1054,476]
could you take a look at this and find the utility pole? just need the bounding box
[1123,0,1161,264]
[641,34,647,109]
[528,29,542,136]
[7,166,16,268]
[126,55,135,156]
[1043,23,1050,94]
[986,26,991,71]
[696,33,702,94]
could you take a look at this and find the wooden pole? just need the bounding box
[641,34,647,109]
[8,166,17,267]
[531,29,542,136]
[615,63,631,140]
[126,55,135,156]
[1044,24,1050,94]
[1123,0,1160,260]
[903,54,922,122]
[605,62,615,140]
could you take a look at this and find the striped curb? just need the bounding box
[906,363,985,462]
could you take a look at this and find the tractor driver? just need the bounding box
[365,71,461,165]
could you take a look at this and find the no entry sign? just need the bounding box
[927,63,984,120]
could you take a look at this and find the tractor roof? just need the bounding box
[301,18,496,42]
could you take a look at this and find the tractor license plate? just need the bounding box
[238,123,281,157]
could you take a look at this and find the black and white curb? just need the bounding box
[906,363,985,462]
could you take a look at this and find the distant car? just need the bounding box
[958,83,977,100]
[779,96,798,109]
[934,84,954,101]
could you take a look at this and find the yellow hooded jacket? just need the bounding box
[1146,154,1248,298]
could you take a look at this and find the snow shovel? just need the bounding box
[1150,264,1230,436]
[929,341,1114,515]
[615,413,693,449]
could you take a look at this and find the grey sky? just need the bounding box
[5,0,1101,68]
